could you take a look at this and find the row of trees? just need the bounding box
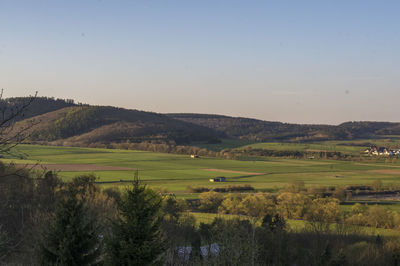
[197,190,400,231]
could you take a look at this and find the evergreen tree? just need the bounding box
[39,190,101,266]
[106,173,165,265]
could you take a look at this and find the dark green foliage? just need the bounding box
[39,190,101,266]
[105,179,165,265]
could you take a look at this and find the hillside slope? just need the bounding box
[11,106,221,144]
[168,113,400,142]
[6,97,400,144]
[0,96,77,122]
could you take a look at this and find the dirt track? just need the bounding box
[203,168,264,175]
[17,164,135,172]
[368,169,400,175]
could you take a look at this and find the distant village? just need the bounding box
[364,146,400,156]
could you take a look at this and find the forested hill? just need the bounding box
[168,113,400,142]
[0,97,77,121]
[6,97,400,145]
[10,105,222,145]
[168,113,328,141]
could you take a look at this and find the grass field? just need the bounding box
[238,137,400,156]
[4,144,400,198]
[239,142,364,155]
[193,136,400,154]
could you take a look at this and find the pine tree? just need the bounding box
[105,173,165,265]
[39,190,101,265]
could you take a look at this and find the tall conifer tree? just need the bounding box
[106,171,164,265]
[39,190,101,265]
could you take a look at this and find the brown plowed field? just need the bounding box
[17,164,135,172]
[368,169,400,175]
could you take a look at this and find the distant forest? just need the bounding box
[4,97,400,148]
[169,113,400,142]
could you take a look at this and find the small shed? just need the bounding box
[209,177,226,182]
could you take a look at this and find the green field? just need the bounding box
[239,142,364,155]
[193,136,400,154]
[4,144,400,197]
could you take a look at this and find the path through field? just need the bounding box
[203,168,264,175]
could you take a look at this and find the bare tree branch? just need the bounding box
[0,91,38,155]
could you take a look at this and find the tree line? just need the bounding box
[194,188,400,231]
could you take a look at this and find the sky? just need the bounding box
[0,0,399,124]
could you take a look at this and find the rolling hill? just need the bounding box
[0,96,77,122]
[5,96,400,146]
[8,104,222,145]
[168,113,400,142]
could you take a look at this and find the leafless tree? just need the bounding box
[0,90,38,156]
[0,90,39,263]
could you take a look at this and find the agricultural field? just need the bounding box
[201,137,400,156]
[239,142,364,155]
[4,144,400,198]
[239,138,400,155]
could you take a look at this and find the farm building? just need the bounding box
[190,154,199,158]
[209,177,226,182]
[366,146,400,156]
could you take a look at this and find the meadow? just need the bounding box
[199,137,400,155]
[239,142,364,155]
[4,144,400,198]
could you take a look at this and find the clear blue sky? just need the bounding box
[1,0,399,124]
